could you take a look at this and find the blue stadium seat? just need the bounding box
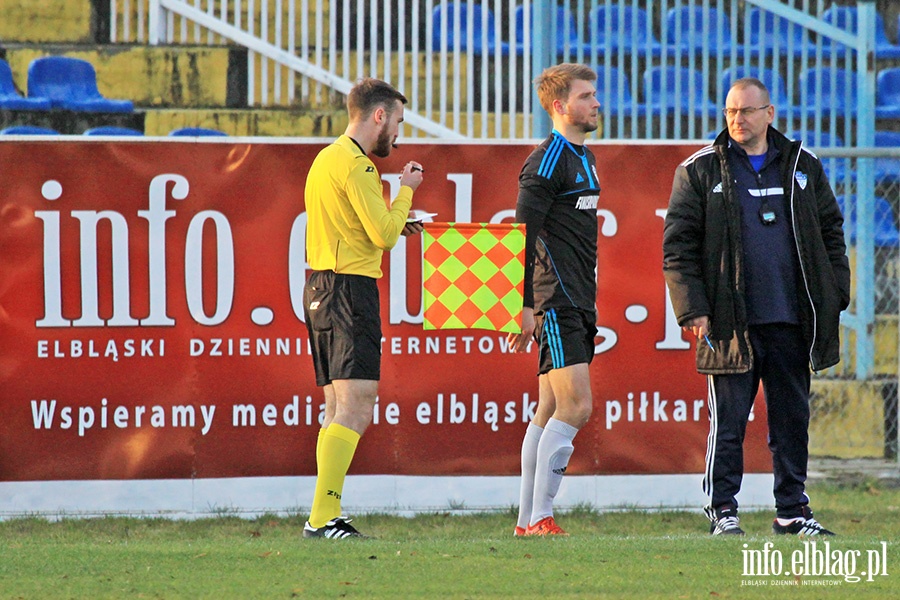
[514,5,587,56]
[876,67,900,120]
[875,131,900,146]
[664,6,734,54]
[0,59,51,110]
[837,195,900,247]
[431,3,509,55]
[0,125,59,135]
[820,7,900,59]
[83,126,144,136]
[720,66,791,108]
[798,67,857,117]
[589,5,661,58]
[596,67,644,117]
[873,131,900,186]
[168,127,228,137]
[876,13,900,59]
[745,8,814,57]
[27,56,134,112]
[642,66,718,117]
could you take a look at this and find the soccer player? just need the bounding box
[302,78,425,539]
[507,63,602,536]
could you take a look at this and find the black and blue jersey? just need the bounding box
[516,130,601,314]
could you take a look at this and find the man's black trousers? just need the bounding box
[703,323,811,520]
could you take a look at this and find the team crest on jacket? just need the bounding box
[795,171,808,189]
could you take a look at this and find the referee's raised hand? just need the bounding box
[400,162,424,191]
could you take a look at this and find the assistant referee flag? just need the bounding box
[422,222,525,333]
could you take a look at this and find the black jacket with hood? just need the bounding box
[662,126,850,374]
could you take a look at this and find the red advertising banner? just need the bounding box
[0,140,772,482]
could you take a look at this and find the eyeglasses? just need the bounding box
[723,105,770,118]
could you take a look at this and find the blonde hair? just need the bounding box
[535,63,597,114]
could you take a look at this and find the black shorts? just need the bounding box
[303,270,381,386]
[534,307,596,375]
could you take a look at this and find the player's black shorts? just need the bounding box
[534,307,596,375]
[303,270,381,386]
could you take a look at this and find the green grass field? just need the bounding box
[0,481,897,599]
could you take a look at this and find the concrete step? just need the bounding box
[809,378,896,460]
[0,0,325,44]
[0,108,145,135]
[0,106,341,138]
[0,0,94,43]
[2,103,526,137]
[144,106,524,137]
[144,107,346,137]
[874,315,898,375]
[1,44,246,108]
[807,457,900,485]
[835,315,899,378]
[244,51,517,117]
[106,0,325,46]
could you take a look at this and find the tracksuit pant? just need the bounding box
[703,323,811,520]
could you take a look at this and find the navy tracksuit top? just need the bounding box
[727,141,801,326]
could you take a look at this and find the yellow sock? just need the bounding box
[315,427,326,465]
[308,423,360,528]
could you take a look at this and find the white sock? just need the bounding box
[530,418,578,525]
[516,422,543,530]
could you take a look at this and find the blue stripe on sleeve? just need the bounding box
[538,136,564,179]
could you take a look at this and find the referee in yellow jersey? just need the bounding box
[302,78,424,539]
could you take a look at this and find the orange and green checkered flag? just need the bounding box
[422,222,525,332]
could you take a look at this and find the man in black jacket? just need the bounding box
[663,78,850,536]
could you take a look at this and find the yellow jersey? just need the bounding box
[304,135,413,278]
